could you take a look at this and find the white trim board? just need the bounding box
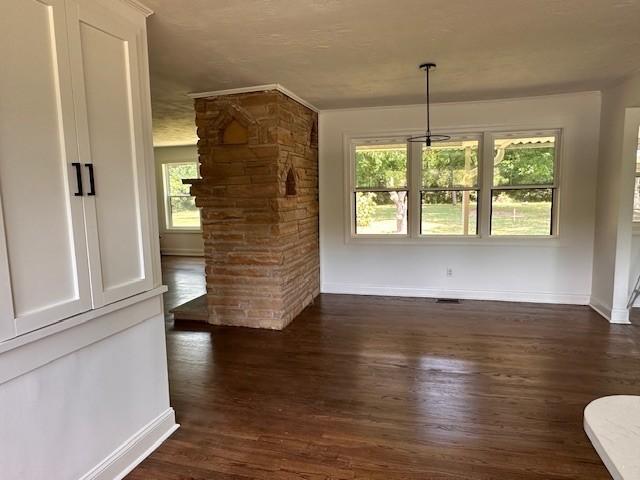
[79,408,178,480]
[188,84,319,113]
[589,296,631,324]
[188,87,601,115]
[318,90,602,114]
[0,286,167,356]
[321,283,590,305]
[160,248,204,257]
[117,0,153,17]
[0,290,167,385]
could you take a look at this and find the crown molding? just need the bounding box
[188,84,318,112]
[118,0,154,17]
[319,90,601,114]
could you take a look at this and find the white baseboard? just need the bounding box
[610,307,631,324]
[321,282,590,305]
[589,297,631,324]
[80,408,179,480]
[589,297,612,321]
[160,248,204,256]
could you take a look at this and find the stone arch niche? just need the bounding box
[222,119,248,144]
[309,118,318,148]
[285,167,297,196]
[207,102,254,146]
[188,90,319,330]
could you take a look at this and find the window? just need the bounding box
[633,133,640,223]
[163,162,201,230]
[421,139,479,235]
[349,130,560,239]
[353,142,408,235]
[491,135,557,236]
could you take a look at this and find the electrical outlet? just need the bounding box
[446,267,453,277]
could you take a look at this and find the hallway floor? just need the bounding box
[126,256,640,479]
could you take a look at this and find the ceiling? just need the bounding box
[143,0,640,146]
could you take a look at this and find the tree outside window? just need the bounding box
[163,162,201,230]
[421,140,479,235]
[354,144,408,235]
[350,130,560,239]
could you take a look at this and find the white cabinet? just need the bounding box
[66,0,153,307]
[0,0,93,339]
[0,0,155,341]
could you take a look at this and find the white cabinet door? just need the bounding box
[66,0,154,307]
[0,0,93,340]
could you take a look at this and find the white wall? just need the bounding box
[319,92,601,304]
[630,235,640,306]
[591,71,640,321]
[154,145,204,256]
[628,126,640,308]
[0,296,175,480]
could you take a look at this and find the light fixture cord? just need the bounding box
[425,66,431,137]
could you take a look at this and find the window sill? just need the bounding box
[633,223,640,236]
[162,228,202,234]
[346,234,561,247]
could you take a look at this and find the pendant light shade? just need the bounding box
[407,63,451,146]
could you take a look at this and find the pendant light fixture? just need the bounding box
[408,63,450,146]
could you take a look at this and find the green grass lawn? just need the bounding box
[172,201,551,235]
[357,202,551,235]
[171,209,201,228]
[490,202,551,235]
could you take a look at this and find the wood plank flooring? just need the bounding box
[127,256,640,479]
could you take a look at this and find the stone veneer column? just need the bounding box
[187,90,319,329]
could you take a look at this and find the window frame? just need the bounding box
[348,136,411,238]
[418,134,483,237]
[489,130,561,237]
[345,128,562,244]
[162,161,201,232]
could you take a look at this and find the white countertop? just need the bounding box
[584,395,640,480]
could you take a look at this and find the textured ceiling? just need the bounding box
[143,0,640,146]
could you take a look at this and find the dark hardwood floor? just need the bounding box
[127,256,640,479]
[160,255,206,318]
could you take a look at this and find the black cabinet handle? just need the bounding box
[85,164,96,196]
[72,162,83,196]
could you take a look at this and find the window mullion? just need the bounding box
[355,187,403,193]
[492,184,555,190]
[421,186,479,192]
[409,141,421,238]
[479,132,493,237]
[349,141,356,238]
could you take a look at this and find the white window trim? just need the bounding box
[347,136,411,239]
[488,129,562,238]
[161,161,202,233]
[416,133,483,237]
[344,126,563,246]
